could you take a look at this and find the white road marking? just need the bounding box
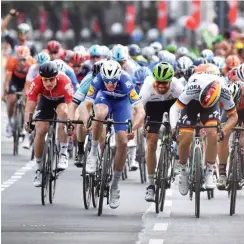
[148,239,164,244]
[153,223,168,231]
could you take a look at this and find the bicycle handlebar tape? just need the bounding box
[127,120,132,133]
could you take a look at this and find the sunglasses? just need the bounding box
[103,79,118,84]
[49,51,59,55]
[155,80,171,85]
[18,31,28,35]
[41,77,56,82]
[91,55,101,59]
[73,64,82,68]
[18,58,27,62]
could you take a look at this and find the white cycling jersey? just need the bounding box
[139,76,184,106]
[26,63,39,81]
[122,59,138,76]
[170,73,236,129]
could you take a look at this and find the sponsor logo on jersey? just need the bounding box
[87,85,95,96]
[186,84,201,95]
[93,76,99,83]
[28,82,36,94]
[221,87,231,101]
[125,81,132,89]
[65,83,74,96]
[129,89,140,101]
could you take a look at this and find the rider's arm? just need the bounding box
[1,9,18,33]
[169,101,184,129]
[223,109,238,135]
[132,102,145,130]
[65,68,79,91]
[24,100,37,123]
[4,58,14,93]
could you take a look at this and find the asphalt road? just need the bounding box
[1,103,244,244]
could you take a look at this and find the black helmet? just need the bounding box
[185,65,196,80]
[39,61,58,78]
[92,60,104,77]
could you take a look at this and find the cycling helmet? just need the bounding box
[128,44,141,57]
[153,62,174,82]
[89,44,102,57]
[166,43,177,54]
[200,49,214,61]
[150,42,162,53]
[176,56,193,73]
[92,60,104,77]
[236,64,244,81]
[36,52,50,65]
[101,60,122,82]
[176,47,189,57]
[142,46,155,59]
[158,50,176,67]
[16,46,30,58]
[112,44,128,62]
[226,55,241,69]
[195,63,220,76]
[60,49,74,63]
[17,23,30,34]
[213,56,226,74]
[185,65,196,80]
[47,40,61,53]
[39,61,58,78]
[52,59,65,72]
[101,45,111,58]
[70,52,85,65]
[193,57,209,66]
[199,80,221,108]
[228,83,242,105]
[133,67,152,85]
[73,45,86,54]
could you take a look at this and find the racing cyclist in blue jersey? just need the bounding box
[52,59,79,91]
[70,61,104,167]
[80,60,145,209]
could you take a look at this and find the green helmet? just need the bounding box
[166,44,177,54]
[153,62,174,82]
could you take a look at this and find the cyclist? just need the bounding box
[200,49,214,63]
[70,60,104,168]
[52,59,79,91]
[24,62,74,187]
[139,62,184,202]
[175,56,193,85]
[150,41,163,56]
[4,46,36,137]
[68,52,86,83]
[223,55,241,76]
[176,47,190,59]
[236,64,244,82]
[22,52,51,149]
[129,44,148,67]
[169,63,238,195]
[47,40,62,61]
[80,60,145,209]
[142,46,159,64]
[166,43,177,54]
[111,44,138,76]
[217,82,243,190]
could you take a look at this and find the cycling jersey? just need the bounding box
[26,63,39,81]
[28,72,74,103]
[122,59,139,76]
[72,72,93,105]
[85,71,140,106]
[6,56,36,79]
[139,76,184,106]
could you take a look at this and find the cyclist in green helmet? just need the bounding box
[166,43,177,54]
[139,62,184,202]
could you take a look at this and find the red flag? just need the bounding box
[157,1,168,31]
[125,4,136,34]
[92,17,100,33]
[228,0,238,25]
[61,9,69,33]
[39,10,47,34]
[185,0,201,30]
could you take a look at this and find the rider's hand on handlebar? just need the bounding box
[127,131,135,141]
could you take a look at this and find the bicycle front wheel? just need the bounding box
[194,147,202,218]
[98,145,110,216]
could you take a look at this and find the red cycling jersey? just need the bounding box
[28,72,74,103]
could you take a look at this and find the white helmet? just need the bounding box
[52,59,66,72]
[236,64,244,82]
[101,60,122,82]
[73,45,86,54]
[142,46,155,59]
[150,42,162,52]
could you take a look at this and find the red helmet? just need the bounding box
[47,40,61,53]
[70,52,85,65]
[60,49,74,63]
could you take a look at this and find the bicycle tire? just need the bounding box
[98,145,110,216]
[230,146,238,216]
[49,143,58,204]
[194,147,202,218]
[13,106,21,156]
[41,140,52,205]
[83,140,92,209]
[138,131,146,184]
[155,144,166,213]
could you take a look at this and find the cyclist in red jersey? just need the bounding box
[69,52,86,83]
[24,61,74,187]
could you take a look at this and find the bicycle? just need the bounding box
[29,113,83,205]
[227,125,244,216]
[87,115,132,216]
[145,112,174,213]
[13,92,25,156]
[177,119,222,218]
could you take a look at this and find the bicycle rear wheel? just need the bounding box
[229,147,238,216]
[98,145,110,216]
[194,147,202,218]
[82,140,93,209]
[41,140,52,205]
